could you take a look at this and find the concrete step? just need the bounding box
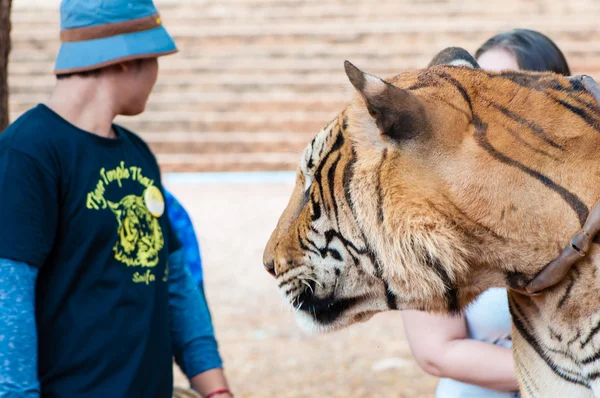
[9,64,600,95]
[13,38,600,58]
[16,2,600,23]
[146,135,308,156]
[11,55,600,78]
[9,97,347,115]
[12,19,600,43]
[140,131,315,143]
[9,110,339,129]
[156,152,300,172]
[8,57,426,76]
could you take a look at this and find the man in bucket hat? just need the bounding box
[0,1,232,397]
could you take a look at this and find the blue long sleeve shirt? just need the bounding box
[169,250,223,378]
[165,189,222,377]
[0,259,39,397]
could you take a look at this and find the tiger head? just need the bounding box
[263,47,600,333]
[108,194,164,268]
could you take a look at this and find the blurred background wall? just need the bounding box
[9,0,600,173]
[6,1,600,397]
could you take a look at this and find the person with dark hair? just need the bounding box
[0,0,231,397]
[402,29,570,398]
[475,28,571,76]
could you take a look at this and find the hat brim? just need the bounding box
[54,25,177,75]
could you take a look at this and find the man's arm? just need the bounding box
[0,259,40,397]
[168,249,231,397]
[0,130,60,397]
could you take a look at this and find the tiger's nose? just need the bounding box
[264,260,277,278]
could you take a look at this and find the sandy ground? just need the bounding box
[165,180,438,397]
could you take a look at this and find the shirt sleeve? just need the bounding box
[166,218,183,255]
[164,189,203,285]
[0,258,40,397]
[168,249,223,378]
[161,189,182,255]
[0,148,59,268]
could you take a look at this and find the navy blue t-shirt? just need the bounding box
[0,105,181,397]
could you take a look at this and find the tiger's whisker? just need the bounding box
[301,280,314,294]
[299,275,323,289]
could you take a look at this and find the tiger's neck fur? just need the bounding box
[345,67,600,396]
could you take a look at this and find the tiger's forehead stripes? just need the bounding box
[301,120,336,174]
[301,117,346,175]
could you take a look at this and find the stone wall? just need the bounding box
[9,0,600,171]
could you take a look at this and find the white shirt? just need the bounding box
[435,288,520,398]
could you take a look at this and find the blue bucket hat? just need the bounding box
[54,0,178,75]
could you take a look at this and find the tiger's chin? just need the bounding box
[292,294,381,334]
[294,309,378,335]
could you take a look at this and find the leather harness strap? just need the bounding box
[521,75,600,295]
[525,199,600,294]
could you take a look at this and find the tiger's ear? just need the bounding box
[428,47,480,69]
[344,60,428,142]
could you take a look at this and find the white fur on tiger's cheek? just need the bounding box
[294,311,327,335]
[304,175,314,192]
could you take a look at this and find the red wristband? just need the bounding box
[205,389,233,398]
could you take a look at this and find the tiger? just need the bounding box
[262,47,600,397]
[108,194,164,267]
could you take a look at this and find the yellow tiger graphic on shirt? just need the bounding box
[108,194,164,267]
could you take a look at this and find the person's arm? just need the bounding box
[0,145,59,397]
[0,259,40,397]
[188,369,231,398]
[401,310,518,392]
[168,249,232,398]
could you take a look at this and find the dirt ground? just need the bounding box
[165,180,438,398]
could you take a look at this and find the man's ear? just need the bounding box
[345,61,428,142]
[428,47,480,69]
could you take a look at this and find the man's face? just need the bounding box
[118,58,159,116]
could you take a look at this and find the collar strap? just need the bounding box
[520,75,600,295]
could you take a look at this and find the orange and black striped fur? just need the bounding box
[263,47,600,397]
